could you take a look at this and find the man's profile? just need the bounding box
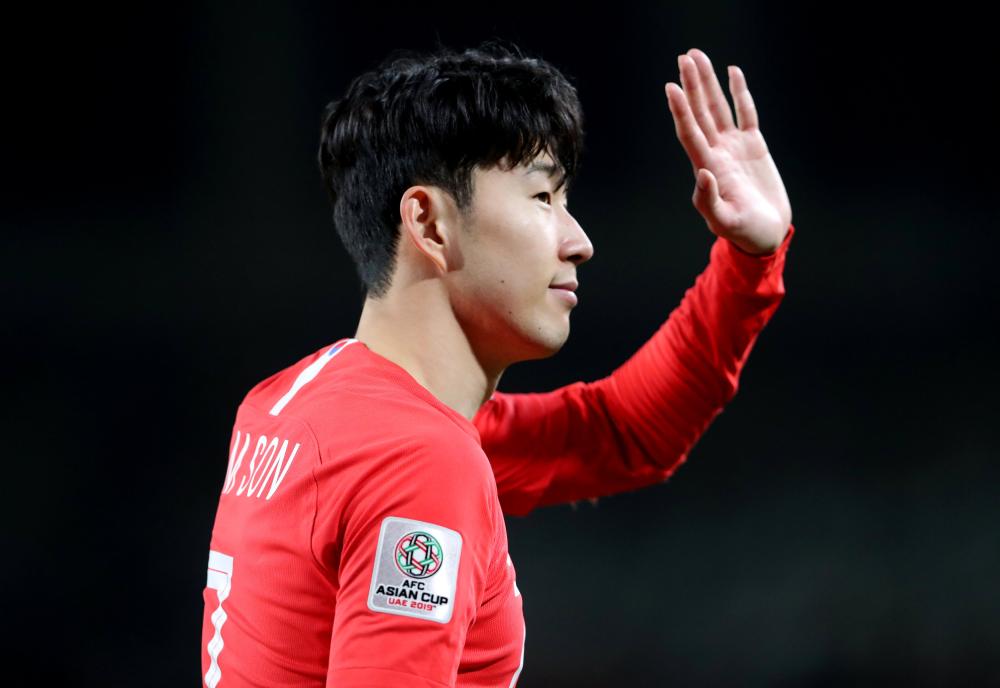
[201,38,794,687]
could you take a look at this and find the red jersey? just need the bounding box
[201,224,795,687]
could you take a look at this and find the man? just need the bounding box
[201,39,794,687]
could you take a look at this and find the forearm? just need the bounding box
[478,223,795,514]
[600,223,795,471]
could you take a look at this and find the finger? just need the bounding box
[665,82,712,171]
[678,54,719,146]
[726,65,759,131]
[686,48,736,133]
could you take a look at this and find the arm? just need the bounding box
[476,222,793,516]
[474,48,795,516]
[315,430,498,687]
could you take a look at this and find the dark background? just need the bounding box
[4,2,998,686]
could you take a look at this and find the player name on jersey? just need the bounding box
[221,429,301,501]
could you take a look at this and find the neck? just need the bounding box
[353,281,503,422]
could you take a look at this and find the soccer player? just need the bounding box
[201,40,794,687]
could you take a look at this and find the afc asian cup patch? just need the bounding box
[368,516,462,623]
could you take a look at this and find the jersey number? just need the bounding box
[204,550,234,688]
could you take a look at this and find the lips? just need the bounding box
[549,279,578,292]
[548,284,579,306]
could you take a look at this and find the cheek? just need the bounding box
[455,259,543,327]
[459,217,554,306]
[490,257,549,307]
[449,252,514,319]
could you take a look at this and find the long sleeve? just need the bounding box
[473,223,796,517]
[321,430,498,687]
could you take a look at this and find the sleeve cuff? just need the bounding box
[712,222,795,294]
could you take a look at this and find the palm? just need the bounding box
[665,48,792,255]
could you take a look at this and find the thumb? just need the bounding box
[692,168,729,226]
[694,167,715,196]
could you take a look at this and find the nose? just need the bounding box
[559,208,594,266]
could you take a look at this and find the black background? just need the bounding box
[4,2,998,686]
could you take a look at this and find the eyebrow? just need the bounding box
[524,161,569,194]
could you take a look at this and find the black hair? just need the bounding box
[317,38,585,299]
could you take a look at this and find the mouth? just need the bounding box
[548,284,579,306]
[548,279,578,292]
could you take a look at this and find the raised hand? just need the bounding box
[665,48,792,255]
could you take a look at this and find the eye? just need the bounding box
[534,191,552,204]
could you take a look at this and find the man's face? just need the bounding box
[446,151,594,369]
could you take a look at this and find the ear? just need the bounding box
[398,185,459,275]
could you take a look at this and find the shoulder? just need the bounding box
[345,420,495,523]
[297,387,488,476]
[237,340,494,498]
[398,424,493,484]
[289,381,496,516]
[353,416,494,496]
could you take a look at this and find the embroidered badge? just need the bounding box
[368,516,462,623]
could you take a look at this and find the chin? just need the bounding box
[523,325,571,361]
[492,307,572,365]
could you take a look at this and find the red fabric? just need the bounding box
[199,222,793,686]
[202,340,524,687]
[474,224,795,516]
